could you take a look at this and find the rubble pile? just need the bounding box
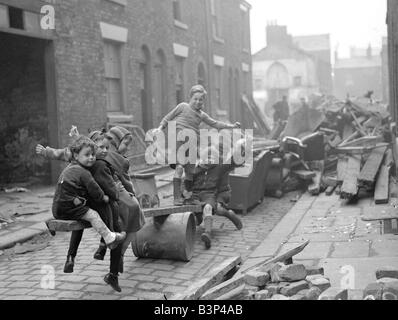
[241,263,346,300]
[362,267,398,300]
[270,96,395,203]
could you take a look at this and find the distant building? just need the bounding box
[381,37,389,103]
[333,45,382,100]
[387,0,398,122]
[293,34,333,94]
[252,24,328,118]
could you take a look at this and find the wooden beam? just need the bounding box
[244,240,310,274]
[170,256,242,300]
[46,219,91,232]
[358,146,387,188]
[337,157,348,184]
[291,170,316,181]
[200,274,245,300]
[374,149,393,204]
[342,136,384,148]
[325,185,336,196]
[340,155,361,199]
[143,205,203,218]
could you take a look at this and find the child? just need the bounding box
[102,126,146,272]
[154,84,241,205]
[191,140,245,249]
[51,135,126,255]
[38,131,124,292]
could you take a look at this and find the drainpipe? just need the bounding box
[203,0,214,116]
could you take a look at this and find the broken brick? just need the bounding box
[280,280,309,297]
[376,268,398,280]
[319,287,348,300]
[244,269,270,287]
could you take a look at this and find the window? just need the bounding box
[215,66,223,109]
[294,76,302,87]
[8,6,23,30]
[173,0,182,21]
[210,0,222,39]
[104,41,123,112]
[175,57,185,103]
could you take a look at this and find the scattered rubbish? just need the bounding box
[4,187,30,193]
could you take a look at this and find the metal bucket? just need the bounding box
[131,212,196,262]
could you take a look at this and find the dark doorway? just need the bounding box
[0,32,53,184]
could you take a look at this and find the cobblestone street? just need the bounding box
[0,187,300,300]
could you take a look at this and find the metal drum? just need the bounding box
[131,212,196,262]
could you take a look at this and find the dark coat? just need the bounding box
[89,158,119,202]
[52,163,105,220]
[105,151,135,195]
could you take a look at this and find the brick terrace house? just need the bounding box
[0,0,253,183]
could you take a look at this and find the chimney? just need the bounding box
[367,43,372,59]
[266,24,291,47]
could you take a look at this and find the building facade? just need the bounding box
[387,0,398,123]
[333,45,382,101]
[252,24,325,119]
[0,0,252,183]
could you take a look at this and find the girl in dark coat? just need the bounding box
[102,126,146,272]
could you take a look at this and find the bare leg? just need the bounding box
[201,204,213,249]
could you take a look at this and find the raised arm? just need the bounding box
[201,112,240,130]
[36,144,72,162]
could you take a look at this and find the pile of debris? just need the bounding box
[242,262,342,300]
[363,267,398,300]
[269,96,396,203]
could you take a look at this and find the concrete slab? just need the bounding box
[319,257,398,290]
[371,239,398,257]
[331,241,370,258]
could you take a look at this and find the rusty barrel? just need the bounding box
[131,212,196,262]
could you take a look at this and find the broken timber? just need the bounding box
[170,256,242,300]
[340,155,361,199]
[46,204,203,233]
[374,149,393,204]
[358,146,387,188]
[200,274,246,300]
[244,240,310,274]
[337,156,348,184]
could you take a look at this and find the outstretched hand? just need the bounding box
[36,144,46,156]
[234,122,241,128]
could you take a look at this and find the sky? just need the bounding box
[247,0,388,59]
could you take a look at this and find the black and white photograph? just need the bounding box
[0,0,397,308]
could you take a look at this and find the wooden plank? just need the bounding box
[291,170,316,181]
[170,256,242,300]
[358,146,387,188]
[374,149,393,204]
[342,136,384,148]
[362,206,398,221]
[143,205,203,218]
[340,155,361,199]
[200,274,245,300]
[336,143,390,155]
[339,131,360,146]
[308,171,322,195]
[350,110,367,136]
[337,157,348,183]
[244,240,310,274]
[325,185,336,196]
[342,124,355,140]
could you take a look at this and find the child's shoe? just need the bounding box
[201,232,211,249]
[104,273,121,292]
[63,255,75,273]
[226,210,243,230]
[107,232,126,250]
[93,243,107,260]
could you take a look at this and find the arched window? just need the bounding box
[140,46,153,132]
[266,62,289,89]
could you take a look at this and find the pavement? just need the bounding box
[240,191,398,298]
[1,170,397,300]
[0,169,300,300]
